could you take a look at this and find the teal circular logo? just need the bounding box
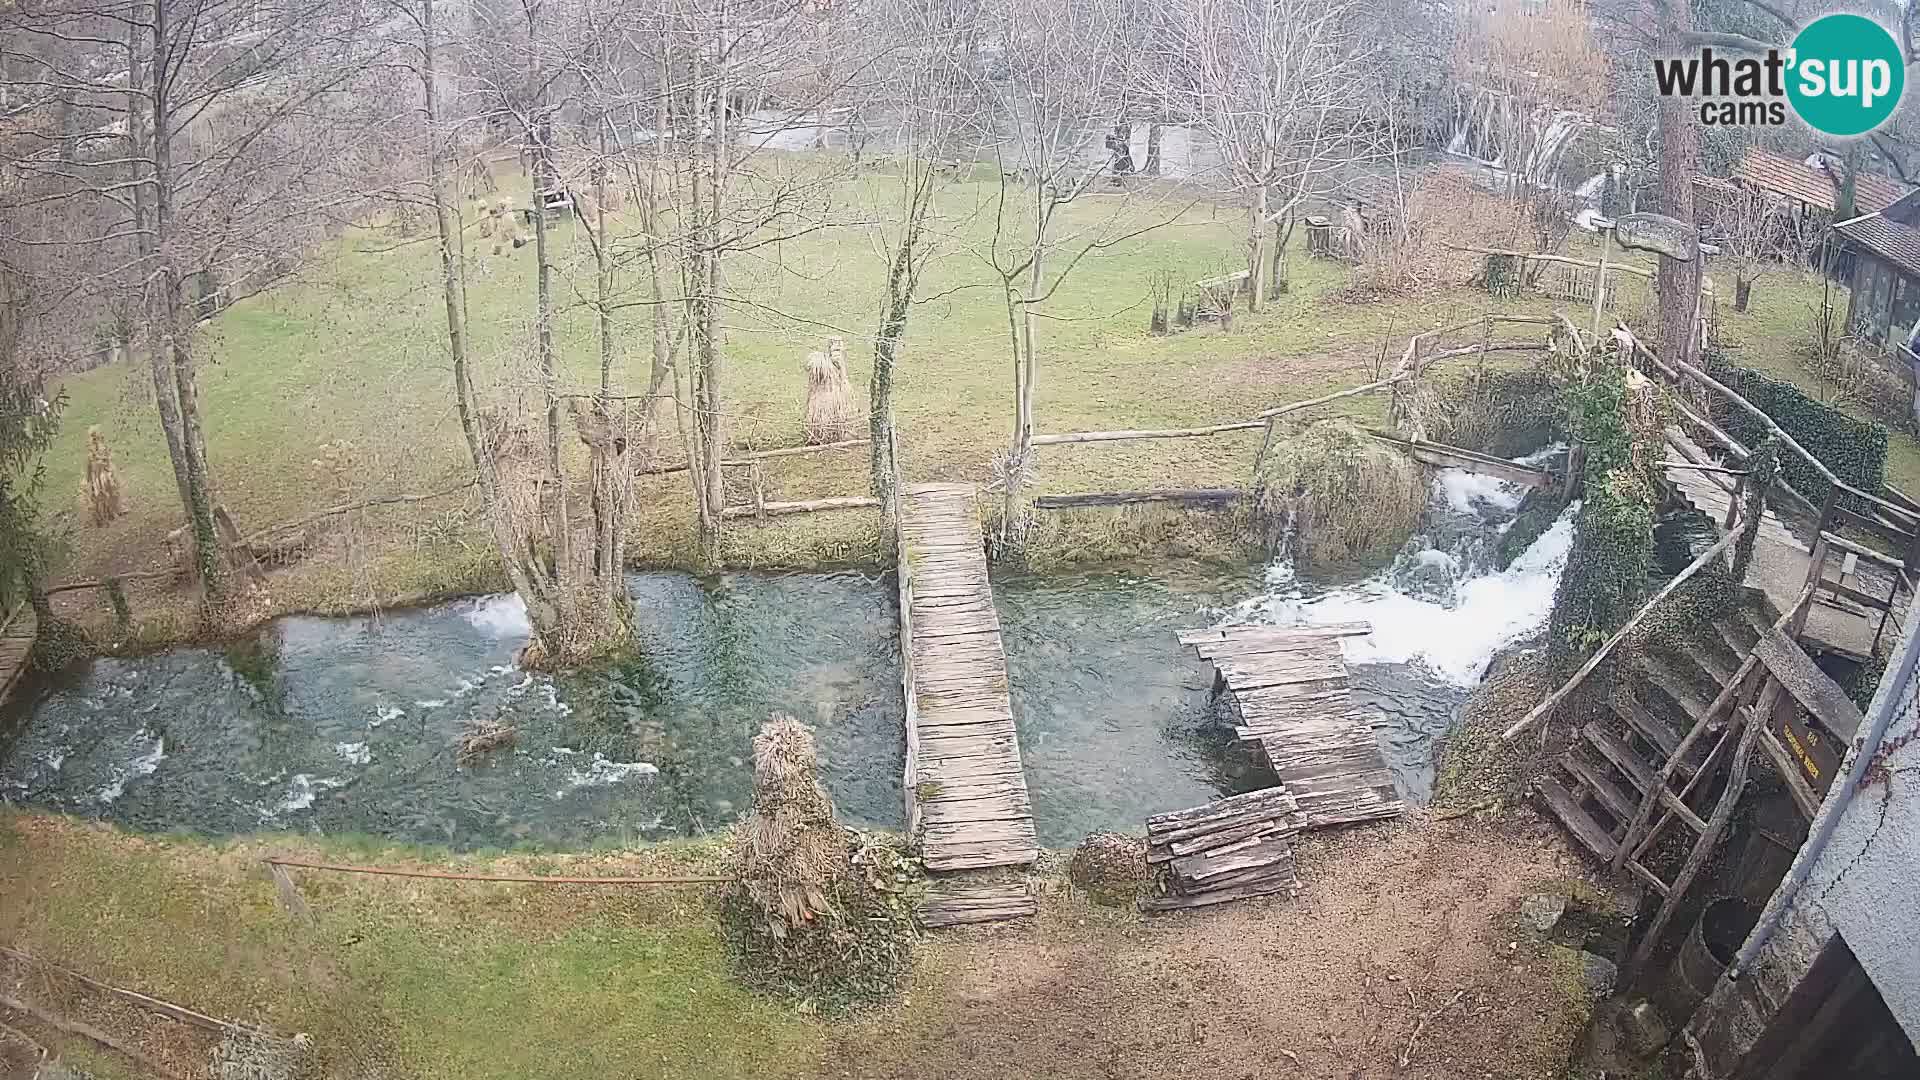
[1787,14,1905,136]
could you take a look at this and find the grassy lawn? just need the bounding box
[0,814,821,1079]
[38,166,1574,636]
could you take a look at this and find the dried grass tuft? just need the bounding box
[720,713,921,1014]
[802,343,857,444]
[1253,418,1426,572]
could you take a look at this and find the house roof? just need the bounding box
[1733,146,1910,214]
[1833,212,1920,277]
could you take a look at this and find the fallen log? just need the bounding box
[719,496,881,520]
[1032,488,1243,509]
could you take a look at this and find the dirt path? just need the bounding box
[826,812,1605,1080]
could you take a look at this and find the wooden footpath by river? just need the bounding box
[0,605,36,711]
[896,484,1039,925]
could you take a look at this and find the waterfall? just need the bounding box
[1229,450,1576,687]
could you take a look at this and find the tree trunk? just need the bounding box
[870,217,921,520]
[124,18,193,519]
[1248,184,1270,313]
[148,0,225,605]
[1654,0,1701,366]
[1143,123,1162,177]
[421,0,556,633]
[1734,274,1752,313]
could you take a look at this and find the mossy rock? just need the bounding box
[1068,830,1150,908]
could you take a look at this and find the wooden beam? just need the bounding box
[1363,429,1557,489]
[1032,488,1243,510]
[1443,243,1657,279]
[1029,423,1265,446]
[1504,525,1744,741]
[719,496,880,520]
[640,438,871,475]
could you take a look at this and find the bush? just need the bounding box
[1705,352,1889,511]
[1410,368,1565,458]
[720,715,919,1015]
[1253,419,1427,573]
[1548,467,1654,664]
[1068,831,1150,908]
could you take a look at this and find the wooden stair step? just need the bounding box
[1583,722,1657,793]
[1611,699,1684,761]
[1537,775,1619,863]
[1712,613,1762,659]
[1681,637,1738,688]
[1636,652,1714,726]
[1560,752,1634,828]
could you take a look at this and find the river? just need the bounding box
[0,465,1574,850]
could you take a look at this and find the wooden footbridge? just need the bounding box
[1141,622,1403,911]
[0,604,35,711]
[895,484,1039,926]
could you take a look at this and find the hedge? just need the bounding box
[1705,352,1888,511]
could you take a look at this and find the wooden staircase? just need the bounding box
[1536,588,1826,979]
[1538,601,1770,870]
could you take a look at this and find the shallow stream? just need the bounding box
[0,463,1575,850]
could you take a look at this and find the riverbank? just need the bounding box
[0,808,1610,1079]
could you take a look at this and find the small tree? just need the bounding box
[1154,0,1380,309]
[1719,184,1787,312]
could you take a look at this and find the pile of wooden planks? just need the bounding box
[1180,622,1404,831]
[1142,788,1305,912]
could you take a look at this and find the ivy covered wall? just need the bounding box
[1705,352,1889,510]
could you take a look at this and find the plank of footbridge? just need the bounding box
[1183,625,1405,832]
[0,606,37,710]
[900,484,1038,872]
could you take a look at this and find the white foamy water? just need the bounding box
[334,741,371,766]
[554,753,659,798]
[368,704,404,728]
[465,594,532,638]
[1233,466,1578,686]
[96,731,166,803]
[257,774,344,820]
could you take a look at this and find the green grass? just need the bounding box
[0,815,820,1080]
[40,164,1571,636]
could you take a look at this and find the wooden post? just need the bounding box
[1590,228,1611,347]
[1795,532,1829,640]
[1723,471,1745,532]
[1561,445,1586,501]
[749,461,766,520]
[1251,416,1280,482]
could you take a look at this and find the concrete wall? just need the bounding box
[1688,603,1920,1075]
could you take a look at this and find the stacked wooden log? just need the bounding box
[1142,787,1305,913]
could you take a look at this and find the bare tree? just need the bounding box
[3,0,392,611]
[857,0,986,517]
[974,0,1186,541]
[1152,0,1379,309]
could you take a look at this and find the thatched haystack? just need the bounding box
[801,342,857,445]
[1253,418,1426,572]
[721,713,919,1014]
[84,426,124,526]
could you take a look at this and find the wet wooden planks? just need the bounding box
[898,484,1039,875]
[920,880,1038,928]
[0,605,35,710]
[1182,623,1403,831]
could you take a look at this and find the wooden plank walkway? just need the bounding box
[1180,623,1403,830]
[897,484,1039,874]
[1664,427,1882,659]
[0,605,36,710]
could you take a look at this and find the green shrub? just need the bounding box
[1253,419,1427,573]
[1705,353,1888,511]
[1548,467,1655,664]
